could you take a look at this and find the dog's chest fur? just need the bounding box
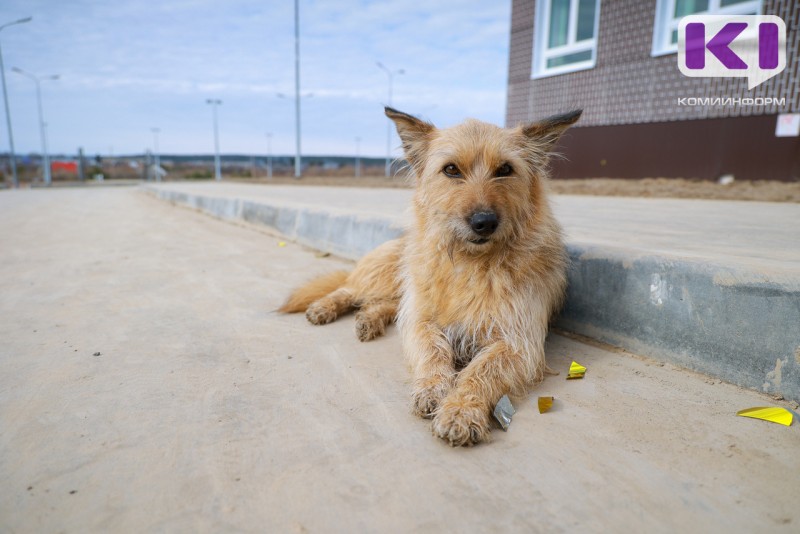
[407,245,526,362]
[442,323,484,370]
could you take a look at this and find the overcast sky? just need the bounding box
[1,0,511,158]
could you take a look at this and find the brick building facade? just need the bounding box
[506,0,800,181]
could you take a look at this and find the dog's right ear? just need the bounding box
[522,109,582,152]
[385,107,435,172]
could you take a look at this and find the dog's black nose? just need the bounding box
[469,211,499,237]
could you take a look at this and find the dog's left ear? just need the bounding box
[522,109,582,152]
[385,107,435,172]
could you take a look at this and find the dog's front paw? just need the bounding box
[354,312,385,342]
[305,300,338,325]
[432,396,491,446]
[411,375,454,418]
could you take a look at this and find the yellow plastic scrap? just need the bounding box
[566,361,587,380]
[538,396,554,414]
[736,406,793,426]
[278,241,287,247]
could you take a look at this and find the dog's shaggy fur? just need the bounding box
[281,107,582,446]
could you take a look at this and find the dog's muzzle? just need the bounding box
[468,211,499,239]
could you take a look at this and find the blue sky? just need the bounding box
[1,0,511,158]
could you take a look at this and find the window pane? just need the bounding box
[720,0,750,5]
[547,49,592,68]
[671,29,678,44]
[674,0,709,18]
[576,0,597,41]
[549,0,570,48]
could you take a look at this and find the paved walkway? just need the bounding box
[1,187,798,532]
[151,181,800,275]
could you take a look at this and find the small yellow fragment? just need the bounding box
[736,406,793,426]
[538,396,554,414]
[278,241,287,247]
[566,360,587,380]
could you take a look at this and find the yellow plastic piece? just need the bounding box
[566,361,587,380]
[538,396,554,413]
[278,241,287,247]
[736,406,793,426]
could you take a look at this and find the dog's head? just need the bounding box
[386,107,581,254]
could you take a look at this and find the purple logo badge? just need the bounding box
[678,15,786,90]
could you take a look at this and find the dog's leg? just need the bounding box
[406,321,457,418]
[305,288,355,325]
[433,340,534,446]
[354,299,397,342]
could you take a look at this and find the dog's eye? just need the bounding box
[442,164,461,178]
[495,163,513,177]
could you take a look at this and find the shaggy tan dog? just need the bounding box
[281,107,582,446]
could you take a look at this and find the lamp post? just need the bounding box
[355,137,361,179]
[12,67,58,186]
[205,99,222,180]
[0,16,32,188]
[293,0,301,178]
[266,132,273,179]
[151,127,160,181]
[376,61,404,177]
[277,92,312,178]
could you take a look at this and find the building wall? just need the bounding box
[507,0,800,127]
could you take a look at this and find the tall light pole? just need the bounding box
[151,127,160,181]
[206,99,222,181]
[278,91,312,176]
[266,132,273,179]
[0,16,32,188]
[293,0,301,178]
[13,67,58,186]
[354,137,361,179]
[376,61,404,177]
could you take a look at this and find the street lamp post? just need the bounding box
[355,137,361,179]
[293,0,301,178]
[205,99,222,181]
[277,92,312,178]
[12,67,58,186]
[376,61,404,177]
[0,16,32,188]
[266,133,273,179]
[151,127,160,181]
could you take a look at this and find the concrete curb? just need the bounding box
[559,244,799,403]
[146,186,403,260]
[143,184,800,403]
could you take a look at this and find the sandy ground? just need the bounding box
[1,187,799,532]
[228,175,800,202]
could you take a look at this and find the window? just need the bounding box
[651,0,762,56]
[532,0,601,78]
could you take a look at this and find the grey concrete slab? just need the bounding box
[143,182,800,403]
[2,187,798,532]
[147,183,408,260]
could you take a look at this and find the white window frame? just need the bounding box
[532,0,602,79]
[651,0,763,57]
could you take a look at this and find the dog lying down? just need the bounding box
[281,107,582,446]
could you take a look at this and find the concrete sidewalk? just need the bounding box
[1,187,798,532]
[145,182,800,403]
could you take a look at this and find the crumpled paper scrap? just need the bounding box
[566,361,587,380]
[538,396,554,414]
[736,406,793,426]
[493,394,516,431]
